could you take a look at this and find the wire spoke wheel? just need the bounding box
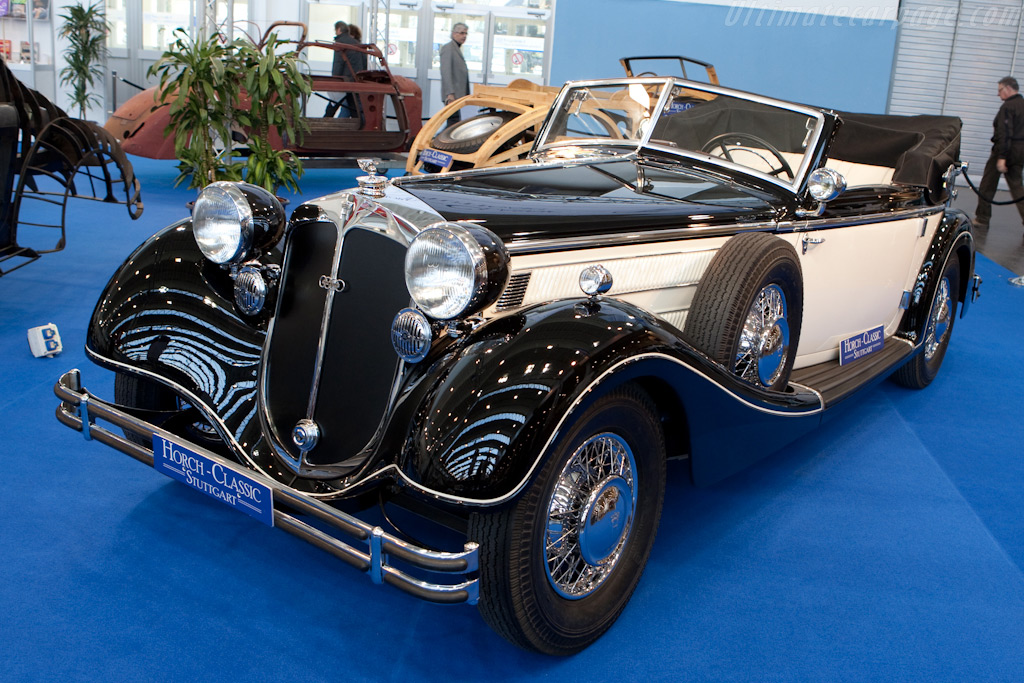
[892,254,960,389]
[924,276,951,361]
[734,283,790,388]
[544,433,637,599]
[683,232,802,392]
[469,386,665,655]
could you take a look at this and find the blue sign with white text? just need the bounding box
[419,148,453,168]
[664,101,695,115]
[839,325,884,365]
[153,435,274,527]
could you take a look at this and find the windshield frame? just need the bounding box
[532,77,827,194]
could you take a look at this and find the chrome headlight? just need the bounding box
[807,167,847,202]
[192,182,285,264]
[405,222,510,320]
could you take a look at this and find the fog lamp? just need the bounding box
[392,308,433,363]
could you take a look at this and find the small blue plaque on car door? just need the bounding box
[153,435,274,527]
[839,325,884,365]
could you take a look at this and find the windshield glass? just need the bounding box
[537,80,822,187]
[539,82,667,149]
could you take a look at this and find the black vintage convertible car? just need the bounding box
[55,77,979,655]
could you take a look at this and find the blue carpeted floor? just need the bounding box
[2,157,1023,681]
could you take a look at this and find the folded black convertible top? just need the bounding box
[829,112,962,200]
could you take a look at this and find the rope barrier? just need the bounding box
[961,167,1024,205]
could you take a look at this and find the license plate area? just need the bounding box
[419,148,453,168]
[153,434,274,526]
[839,324,884,365]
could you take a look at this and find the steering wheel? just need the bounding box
[701,132,794,180]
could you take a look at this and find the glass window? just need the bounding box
[431,13,486,76]
[453,0,551,7]
[217,0,248,31]
[141,0,190,51]
[106,0,128,50]
[490,15,544,78]
[307,3,361,71]
[542,83,667,147]
[377,7,418,69]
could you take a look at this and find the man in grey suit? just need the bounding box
[439,23,470,127]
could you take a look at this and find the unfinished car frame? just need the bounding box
[104,23,422,162]
[407,55,718,174]
[0,61,142,276]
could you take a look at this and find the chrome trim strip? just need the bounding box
[84,345,263,470]
[504,221,777,255]
[306,224,344,419]
[787,382,824,406]
[778,206,944,232]
[500,206,946,256]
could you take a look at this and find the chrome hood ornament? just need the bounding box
[356,158,388,198]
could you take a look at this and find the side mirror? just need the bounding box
[797,167,847,217]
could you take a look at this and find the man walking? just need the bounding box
[439,23,470,127]
[974,76,1024,231]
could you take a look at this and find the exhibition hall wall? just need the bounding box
[550,0,900,113]
[29,0,903,119]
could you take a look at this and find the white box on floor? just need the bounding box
[27,323,62,357]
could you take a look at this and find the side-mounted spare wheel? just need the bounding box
[468,385,666,655]
[430,111,520,154]
[683,232,803,391]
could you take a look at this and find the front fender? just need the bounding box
[87,220,275,455]
[400,298,672,502]
[400,297,822,503]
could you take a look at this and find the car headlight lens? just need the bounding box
[405,222,509,320]
[193,182,285,264]
[807,167,847,202]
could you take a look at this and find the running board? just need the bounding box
[790,338,914,407]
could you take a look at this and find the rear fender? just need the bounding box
[901,209,973,340]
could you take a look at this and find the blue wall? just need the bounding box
[551,0,898,114]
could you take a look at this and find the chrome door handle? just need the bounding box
[801,235,825,254]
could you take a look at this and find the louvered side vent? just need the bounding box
[495,272,532,310]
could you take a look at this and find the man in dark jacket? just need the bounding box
[974,76,1024,230]
[324,21,367,119]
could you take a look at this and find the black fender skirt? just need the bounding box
[399,298,825,505]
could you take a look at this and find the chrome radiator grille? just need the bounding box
[264,222,410,469]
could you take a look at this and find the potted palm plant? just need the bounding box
[148,27,311,192]
[58,1,109,120]
[232,32,311,193]
[149,28,241,189]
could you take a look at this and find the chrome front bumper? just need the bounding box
[54,369,479,605]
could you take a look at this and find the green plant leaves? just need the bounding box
[147,29,311,192]
[58,1,109,118]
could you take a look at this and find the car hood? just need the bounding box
[393,158,781,245]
